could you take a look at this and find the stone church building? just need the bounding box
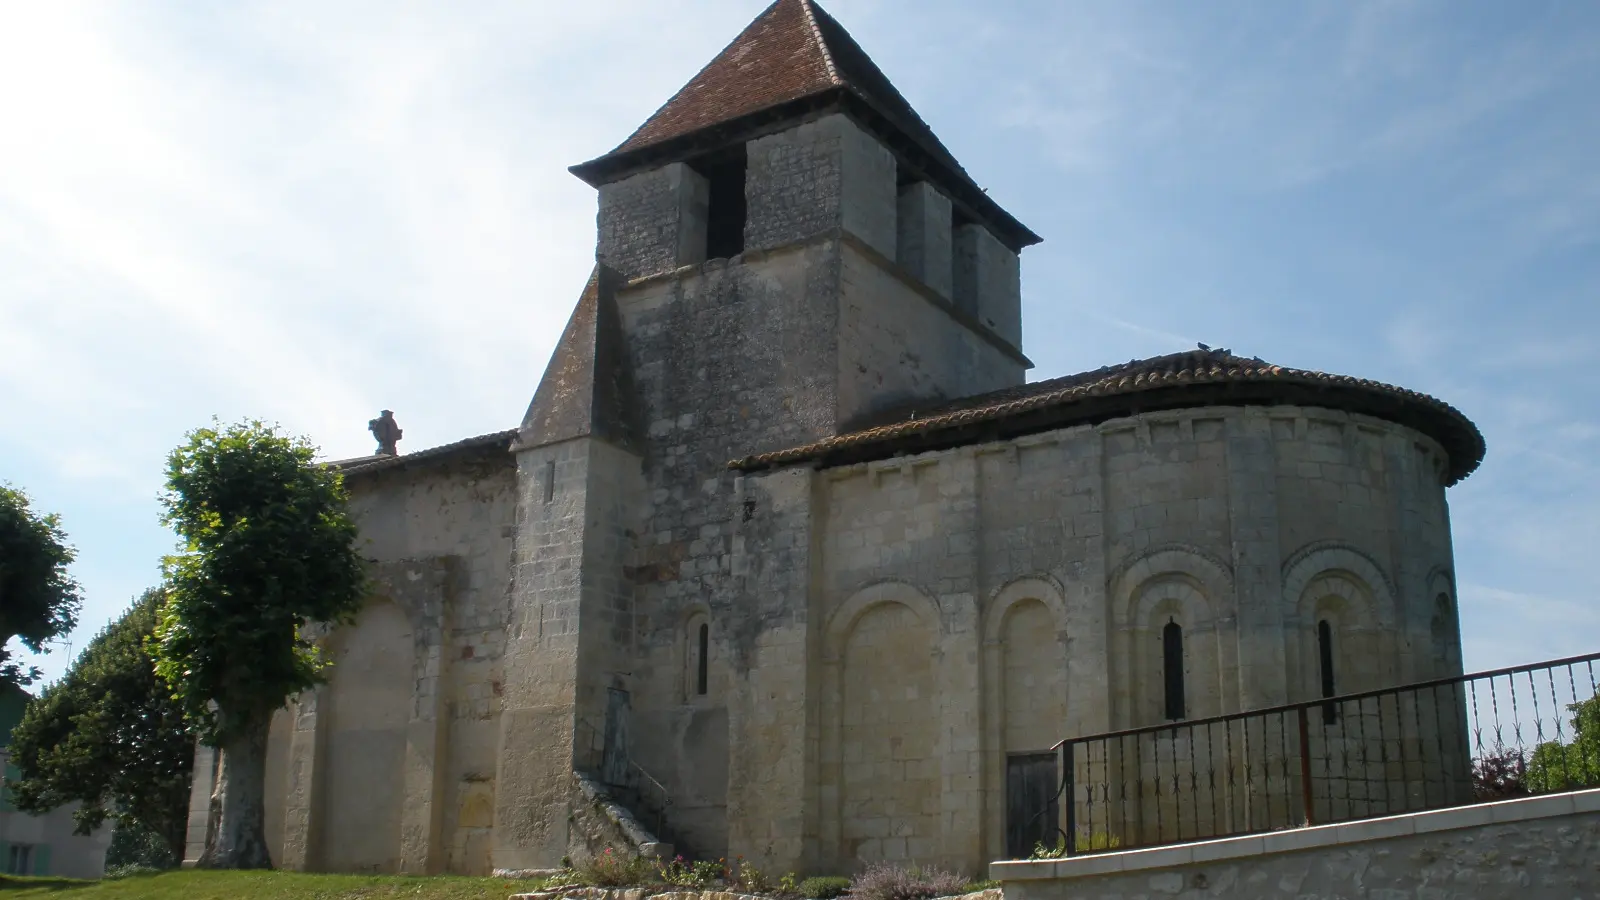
[183,0,1485,879]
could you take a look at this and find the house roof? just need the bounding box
[515,265,641,453]
[568,0,1039,250]
[728,348,1487,484]
[332,429,517,479]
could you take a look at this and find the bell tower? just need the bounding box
[495,0,1040,872]
[569,0,1040,435]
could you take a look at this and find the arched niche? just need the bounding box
[1425,566,1461,678]
[1108,545,1236,728]
[1282,543,1398,700]
[820,581,941,867]
[982,577,1069,752]
[318,598,413,873]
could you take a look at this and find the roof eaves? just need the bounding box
[729,355,1484,483]
[338,429,517,479]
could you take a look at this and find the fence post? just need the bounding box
[1297,707,1315,827]
[1063,740,1077,855]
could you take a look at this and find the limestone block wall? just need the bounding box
[836,238,1025,428]
[746,114,897,258]
[494,437,638,872]
[895,181,952,300]
[952,224,1021,351]
[608,245,844,863]
[608,230,1021,867]
[746,403,1461,876]
[598,163,710,279]
[244,454,515,875]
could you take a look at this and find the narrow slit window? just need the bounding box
[543,459,556,504]
[1162,620,1185,721]
[1318,620,1338,724]
[696,623,710,696]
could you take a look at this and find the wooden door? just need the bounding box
[1005,753,1059,859]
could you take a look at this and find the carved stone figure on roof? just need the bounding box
[368,410,402,455]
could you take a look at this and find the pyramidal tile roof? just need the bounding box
[612,0,963,175]
[516,265,641,453]
[571,0,1039,248]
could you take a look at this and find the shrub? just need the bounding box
[729,857,771,893]
[799,875,852,899]
[578,847,655,887]
[963,880,1000,892]
[1029,831,1122,859]
[849,862,968,900]
[1471,744,1529,800]
[658,856,724,889]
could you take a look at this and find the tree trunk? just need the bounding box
[197,713,273,869]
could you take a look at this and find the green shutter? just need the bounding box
[32,844,50,876]
[0,841,11,875]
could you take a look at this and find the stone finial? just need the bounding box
[368,409,403,456]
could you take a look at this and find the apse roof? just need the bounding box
[729,348,1486,485]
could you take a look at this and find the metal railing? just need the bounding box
[574,717,676,844]
[1032,651,1600,857]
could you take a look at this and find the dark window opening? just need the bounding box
[1162,620,1185,721]
[693,147,747,260]
[1318,620,1338,724]
[542,459,556,504]
[696,623,709,696]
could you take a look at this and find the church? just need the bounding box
[182,0,1485,878]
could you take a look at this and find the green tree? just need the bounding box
[1524,693,1600,793]
[150,420,366,869]
[6,589,193,865]
[0,485,82,686]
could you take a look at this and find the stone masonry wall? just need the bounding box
[759,404,1460,875]
[599,163,708,280]
[495,438,607,872]
[836,238,1025,428]
[245,454,516,875]
[612,240,842,864]
[746,114,897,258]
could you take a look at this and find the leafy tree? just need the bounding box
[1524,693,1600,793]
[106,817,184,872]
[1470,744,1528,800]
[0,485,82,685]
[6,589,193,865]
[150,420,365,869]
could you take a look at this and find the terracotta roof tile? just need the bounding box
[335,429,516,479]
[572,0,1039,249]
[730,348,1487,484]
[613,0,839,155]
[516,265,641,453]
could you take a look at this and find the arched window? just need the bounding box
[696,623,709,696]
[1162,620,1185,721]
[1317,620,1338,724]
[684,612,710,702]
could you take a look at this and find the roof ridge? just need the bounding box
[798,0,842,87]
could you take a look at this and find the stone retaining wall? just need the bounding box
[993,789,1600,899]
[512,888,1002,900]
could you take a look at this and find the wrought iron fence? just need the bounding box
[1031,651,1600,857]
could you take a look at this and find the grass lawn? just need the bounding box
[0,870,535,900]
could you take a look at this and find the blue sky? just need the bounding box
[2,0,1596,684]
